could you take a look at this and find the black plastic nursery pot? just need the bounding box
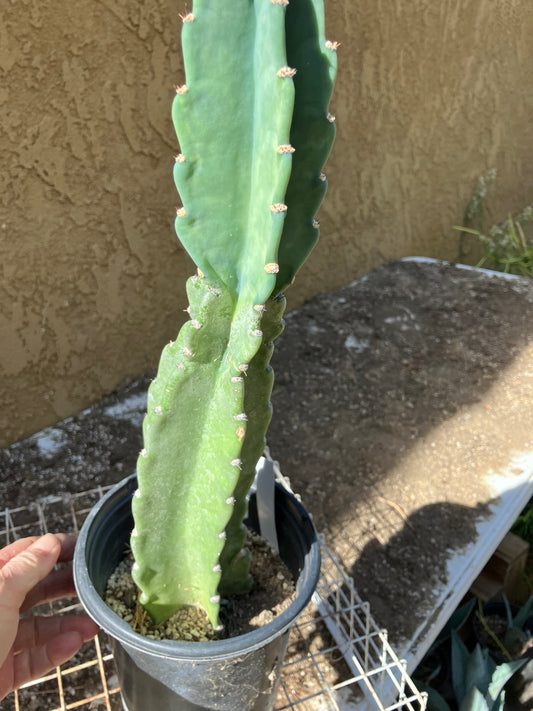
[73,473,321,711]
[472,601,533,663]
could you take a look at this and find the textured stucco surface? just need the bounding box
[1,0,533,446]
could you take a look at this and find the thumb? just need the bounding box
[0,534,61,611]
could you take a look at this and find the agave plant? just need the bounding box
[418,632,526,711]
[129,0,337,632]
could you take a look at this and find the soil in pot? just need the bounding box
[105,530,296,642]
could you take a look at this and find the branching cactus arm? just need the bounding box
[275,0,338,295]
[218,294,287,595]
[173,0,294,304]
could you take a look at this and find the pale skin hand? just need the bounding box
[0,533,99,701]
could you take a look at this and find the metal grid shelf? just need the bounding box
[2,487,426,711]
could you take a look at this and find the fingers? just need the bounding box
[0,534,96,701]
[0,535,62,668]
[14,614,99,654]
[20,568,76,614]
[10,615,99,695]
[15,534,77,612]
[0,538,40,570]
[0,534,75,572]
[53,533,77,564]
[11,631,84,693]
[0,616,99,701]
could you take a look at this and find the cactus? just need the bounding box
[130,0,337,630]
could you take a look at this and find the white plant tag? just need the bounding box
[254,455,279,554]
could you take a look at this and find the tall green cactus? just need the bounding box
[130,0,337,630]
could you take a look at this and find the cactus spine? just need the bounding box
[131,0,337,629]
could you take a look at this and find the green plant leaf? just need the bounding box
[502,595,513,628]
[458,687,489,711]
[432,599,475,650]
[512,594,533,629]
[507,214,520,249]
[487,659,528,708]
[464,645,491,702]
[452,225,483,236]
[415,683,452,711]
[451,630,470,703]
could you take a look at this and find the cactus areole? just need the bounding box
[130,0,337,630]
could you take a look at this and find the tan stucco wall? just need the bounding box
[1,0,532,447]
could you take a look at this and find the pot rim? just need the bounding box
[74,473,321,661]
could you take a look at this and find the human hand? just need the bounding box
[0,533,99,700]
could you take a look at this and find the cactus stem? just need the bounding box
[325,40,340,51]
[132,0,337,627]
[327,112,336,123]
[277,66,297,78]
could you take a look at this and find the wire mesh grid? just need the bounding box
[2,487,426,711]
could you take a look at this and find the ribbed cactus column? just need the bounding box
[131,0,337,631]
